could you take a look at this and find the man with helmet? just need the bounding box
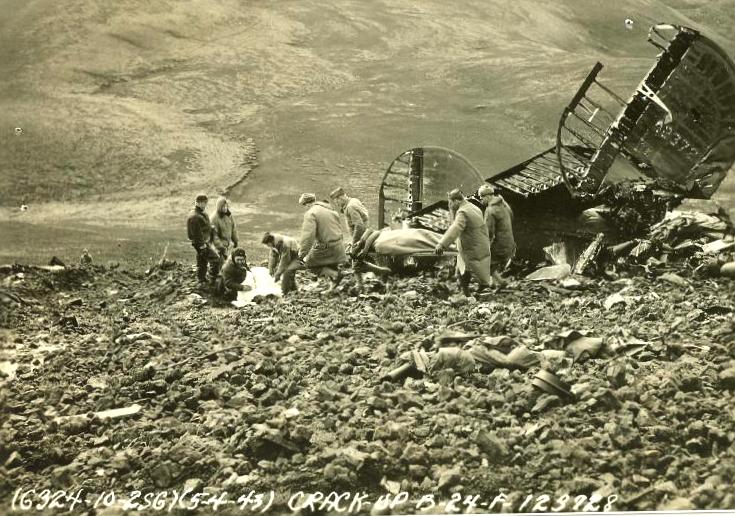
[216,248,252,301]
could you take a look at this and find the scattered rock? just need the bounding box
[1,252,732,511]
[659,272,689,287]
[658,497,695,510]
[437,467,462,491]
[476,431,510,463]
[717,367,735,390]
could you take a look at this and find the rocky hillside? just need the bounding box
[1,251,735,512]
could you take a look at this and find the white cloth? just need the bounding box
[232,266,282,307]
[455,242,467,275]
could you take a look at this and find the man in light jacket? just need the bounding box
[211,196,239,260]
[435,189,492,296]
[329,187,369,246]
[262,232,300,294]
[478,184,516,285]
[297,193,347,288]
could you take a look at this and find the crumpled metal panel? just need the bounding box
[557,24,735,199]
[623,25,735,197]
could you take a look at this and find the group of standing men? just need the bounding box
[187,182,514,300]
[435,184,516,296]
[186,194,250,300]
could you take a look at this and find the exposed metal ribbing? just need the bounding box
[382,182,408,190]
[581,96,618,119]
[493,178,527,194]
[559,148,590,168]
[515,170,552,189]
[570,110,608,138]
[496,176,533,193]
[381,195,409,203]
[523,163,563,180]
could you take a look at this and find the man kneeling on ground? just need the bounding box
[216,248,252,301]
[295,192,347,290]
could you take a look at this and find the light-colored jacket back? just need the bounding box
[268,234,299,276]
[211,198,239,252]
[299,202,347,267]
[342,197,369,243]
[485,196,515,261]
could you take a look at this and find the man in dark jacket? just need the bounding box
[216,248,252,301]
[187,194,220,283]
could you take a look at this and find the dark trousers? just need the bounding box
[273,250,299,294]
[281,270,298,294]
[458,271,472,296]
[194,244,220,282]
[221,287,239,302]
[283,258,341,291]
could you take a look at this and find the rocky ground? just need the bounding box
[1,249,735,514]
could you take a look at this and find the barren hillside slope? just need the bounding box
[0,0,733,263]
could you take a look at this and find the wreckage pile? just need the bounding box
[527,191,735,282]
[1,210,734,513]
[602,194,735,276]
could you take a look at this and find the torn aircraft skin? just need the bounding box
[557,24,735,199]
[378,24,734,264]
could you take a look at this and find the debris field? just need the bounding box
[1,229,735,514]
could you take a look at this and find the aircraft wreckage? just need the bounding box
[377,24,735,269]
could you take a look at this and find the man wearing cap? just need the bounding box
[435,189,492,296]
[478,183,516,285]
[297,193,347,287]
[262,232,300,294]
[329,187,369,245]
[187,194,220,283]
[215,248,252,301]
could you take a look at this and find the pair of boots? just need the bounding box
[288,259,344,292]
[492,272,508,288]
[458,272,494,297]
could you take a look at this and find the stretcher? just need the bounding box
[355,227,457,272]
